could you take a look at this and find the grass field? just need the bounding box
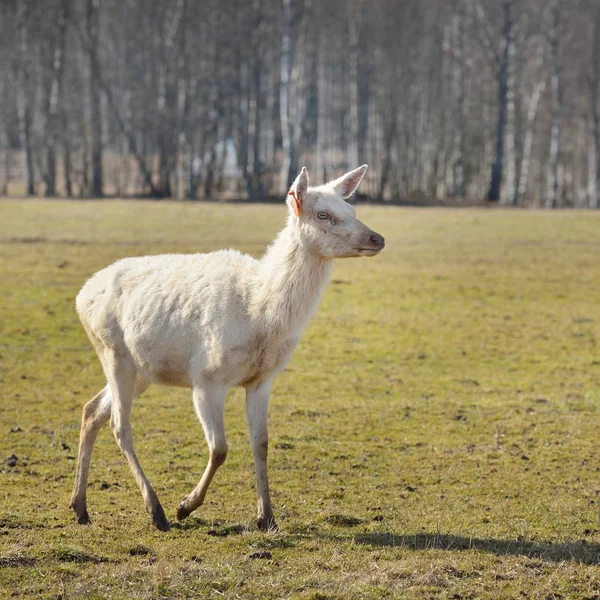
[1,199,600,599]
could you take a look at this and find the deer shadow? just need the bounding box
[166,518,600,565]
[351,531,600,565]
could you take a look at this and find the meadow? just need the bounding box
[1,199,600,599]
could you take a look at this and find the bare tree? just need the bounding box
[16,0,35,196]
[546,0,563,208]
[472,0,519,202]
[280,0,296,191]
[43,0,71,197]
[588,1,600,208]
[347,0,361,170]
[451,2,467,198]
[86,0,103,197]
[516,42,547,205]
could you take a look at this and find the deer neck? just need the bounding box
[251,222,333,339]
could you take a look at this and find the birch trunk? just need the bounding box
[452,11,466,198]
[590,108,599,209]
[86,0,103,197]
[378,109,397,200]
[0,80,8,195]
[248,0,264,200]
[16,0,35,196]
[502,7,516,205]
[436,25,451,200]
[290,0,310,176]
[516,66,546,206]
[45,0,70,197]
[280,0,295,191]
[589,4,600,209]
[546,1,562,209]
[347,0,360,169]
[315,19,327,182]
[419,83,432,193]
[0,128,7,195]
[175,0,188,200]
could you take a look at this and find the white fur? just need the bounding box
[69,165,384,531]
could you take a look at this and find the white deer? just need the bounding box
[70,165,384,531]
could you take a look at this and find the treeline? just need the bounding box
[0,0,599,207]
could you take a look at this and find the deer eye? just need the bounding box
[317,211,329,220]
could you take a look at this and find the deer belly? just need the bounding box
[239,337,298,386]
[126,333,194,388]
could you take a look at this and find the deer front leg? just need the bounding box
[245,380,276,531]
[177,382,228,521]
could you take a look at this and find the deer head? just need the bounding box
[286,165,385,259]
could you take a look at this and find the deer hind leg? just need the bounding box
[70,385,112,524]
[177,381,228,521]
[98,351,168,530]
[70,365,151,526]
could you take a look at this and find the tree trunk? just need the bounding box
[280,0,296,191]
[347,0,360,169]
[186,128,197,200]
[589,4,600,209]
[452,11,466,198]
[87,0,103,197]
[488,83,506,201]
[436,24,451,200]
[546,1,562,209]
[502,5,516,205]
[315,17,327,182]
[290,1,312,177]
[0,127,8,195]
[0,78,9,194]
[17,0,35,196]
[45,0,70,197]
[488,0,514,202]
[516,64,546,206]
[378,111,397,201]
[155,0,184,198]
[248,0,264,200]
[185,77,198,200]
[63,139,73,197]
[588,108,597,209]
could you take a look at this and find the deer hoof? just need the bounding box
[176,499,192,521]
[257,515,278,532]
[76,511,91,525]
[70,500,91,525]
[151,503,170,532]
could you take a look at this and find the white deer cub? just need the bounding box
[70,165,385,531]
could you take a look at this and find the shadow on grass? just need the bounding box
[170,517,245,537]
[50,545,105,564]
[169,517,210,531]
[353,532,600,565]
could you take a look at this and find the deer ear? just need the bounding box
[287,166,309,216]
[330,164,368,199]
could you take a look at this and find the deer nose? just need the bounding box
[370,233,385,249]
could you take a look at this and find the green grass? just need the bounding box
[1,199,600,599]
